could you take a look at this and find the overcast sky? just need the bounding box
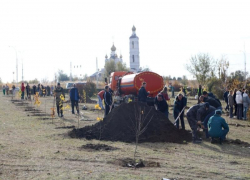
[0,0,249,83]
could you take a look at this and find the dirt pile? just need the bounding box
[69,102,192,143]
[80,143,118,151]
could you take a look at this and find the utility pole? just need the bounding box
[244,44,247,88]
[96,57,98,88]
[9,46,18,86]
[22,58,23,82]
[70,62,72,81]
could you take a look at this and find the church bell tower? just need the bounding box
[129,25,140,72]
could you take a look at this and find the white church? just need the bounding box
[90,26,140,80]
[104,25,140,72]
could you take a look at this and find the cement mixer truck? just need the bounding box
[107,71,164,105]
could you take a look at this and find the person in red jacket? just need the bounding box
[97,90,105,109]
[21,83,25,100]
[160,86,170,101]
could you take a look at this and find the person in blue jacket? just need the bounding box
[173,93,187,130]
[70,84,80,114]
[208,109,229,144]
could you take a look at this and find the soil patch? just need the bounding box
[24,107,36,111]
[80,143,118,151]
[69,102,192,143]
[55,126,75,129]
[225,139,250,147]
[27,109,43,113]
[228,123,250,128]
[110,158,160,168]
[14,103,29,106]
[37,117,51,120]
[31,113,50,117]
[11,100,23,102]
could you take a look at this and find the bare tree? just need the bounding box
[128,104,154,165]
[218,55,229,83]
[104,59,129,77]
[186,53,216,86]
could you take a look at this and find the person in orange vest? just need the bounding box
[97,90,105,109]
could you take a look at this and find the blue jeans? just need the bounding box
[225,101,229,111]
[97,95,104,109]
[243,107,248,120]
[237,104,243,119]
[174,112,185,130]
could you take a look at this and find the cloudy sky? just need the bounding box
[0,0,249,83]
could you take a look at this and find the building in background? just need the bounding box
[90,26,141,80]
[104,44,123,64]
[129,25,140,72]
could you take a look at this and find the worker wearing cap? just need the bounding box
[207,109,229,144]
[154,94,169,119]
[54,82,65,117]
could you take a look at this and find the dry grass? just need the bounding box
[0,94,249,180]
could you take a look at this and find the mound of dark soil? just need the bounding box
[69,102,192,143]
[80,143,118,151]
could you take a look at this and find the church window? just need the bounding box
[132,41,134,48]
[132,55,134,62]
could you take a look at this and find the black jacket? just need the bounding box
[204,97,221,108]
[197,103,216,122]
[154,97,168,113]
[186,104,201,119]
[223,91,229,102]
[104,91,112,106]
[138,86,149,102]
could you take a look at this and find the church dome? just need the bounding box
[105,54,108,59]
[111,44,116,51]
[132,25,136,31]
[120,55,123,58]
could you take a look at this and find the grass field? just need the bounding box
[0,93,249,180]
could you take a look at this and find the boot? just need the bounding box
[211,138,216,144]
[219,138,222,145]
[192,137,202,144]
[192,129,202,144]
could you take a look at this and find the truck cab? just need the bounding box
[108,71,133,93]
